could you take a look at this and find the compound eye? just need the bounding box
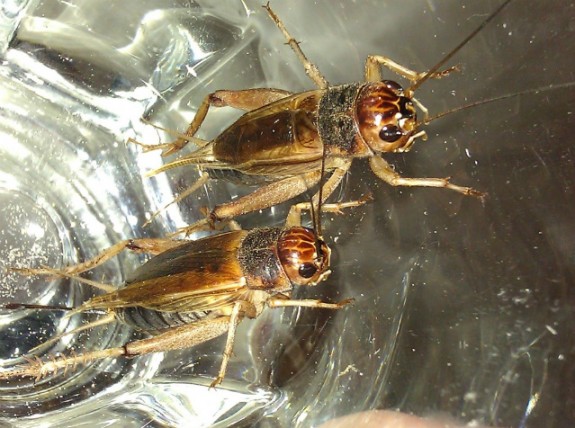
[298,262,318,279]
[379,124,402,142]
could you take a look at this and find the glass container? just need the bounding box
[0,1,573,427]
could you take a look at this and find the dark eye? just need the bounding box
[379,125,402,142]
[298,263,317,279]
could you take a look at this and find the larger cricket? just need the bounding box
[133,1,518,235]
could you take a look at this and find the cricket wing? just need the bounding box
[81,231,250,313]
[212,91,326,176]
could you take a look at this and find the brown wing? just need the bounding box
[79,231,250,313]
[148,90,327,178]
[212,90,326,175]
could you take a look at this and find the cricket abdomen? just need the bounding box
[117,306,210,332]
[212,92,323,174]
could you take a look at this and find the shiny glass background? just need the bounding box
[0,0,573,427]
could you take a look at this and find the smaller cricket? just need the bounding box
[131,1,516,234]
[0,183,368,386]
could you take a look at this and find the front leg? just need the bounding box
[365,54,459,84]
[369,155,486,200]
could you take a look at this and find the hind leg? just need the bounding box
[133,88,292,156]
[12,237,186,292]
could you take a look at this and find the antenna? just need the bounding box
[311,142,328,261]
[407,0,514,95]
[421,82,575,125]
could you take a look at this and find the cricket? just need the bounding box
[0,173,368,385]
[131,0,519,235]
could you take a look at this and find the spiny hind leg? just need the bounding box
[209,88,292,111]
[0,316,232,381]
[174,89,292,156]
[132,88,293,156]
[174,170,326,236]
[263,3,328,89]
[369,155,486,200]
[12,238,187,291]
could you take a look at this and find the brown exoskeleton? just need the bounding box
[132,1,514,234]
[0,195,368,386]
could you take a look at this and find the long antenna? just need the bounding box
[408,0,514,95]
[316,143,327,236]
[310,143,328,262]
[421,82,575,125]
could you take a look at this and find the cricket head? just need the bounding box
[355,81,424,154]
[277,227,331,286]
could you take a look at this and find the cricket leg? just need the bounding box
[174,170,325,235]
[210,301,256,388]
[0,316,232,382]
[209,88,292,110]
[165,88,292,156]
[285,194,373,228]
[142,172,210,227]
[131,303,252,388]
[12,238,187,291]
[285,160,352,227]
[136,93,216,156]
[365,55,459,84]
[212,161,355,226]
[268,298,354,310]
[369,155,486,200]
[263,3,329,89]
[133,88,293,156]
